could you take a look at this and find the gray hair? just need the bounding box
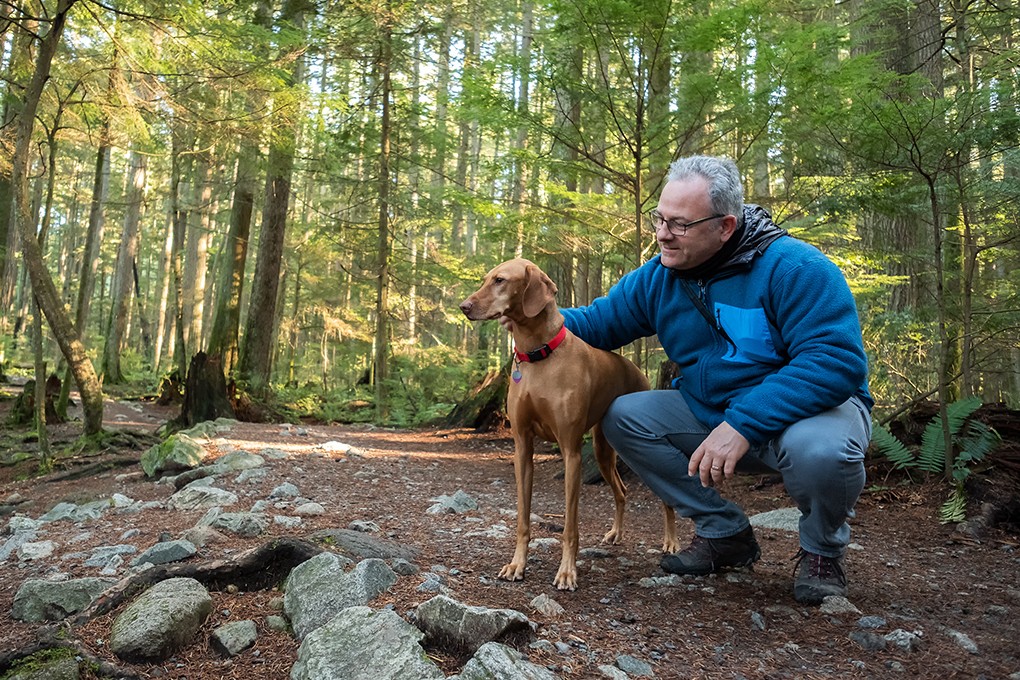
[666,155,744,218]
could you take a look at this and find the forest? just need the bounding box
[0,0,1017,436]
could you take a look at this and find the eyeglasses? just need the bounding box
[647,210,724,237]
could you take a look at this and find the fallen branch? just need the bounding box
[71,537,323,624]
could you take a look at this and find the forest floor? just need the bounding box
[1,381,1019,679]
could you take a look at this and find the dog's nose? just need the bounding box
[459,300,473,315]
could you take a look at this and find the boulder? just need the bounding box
[141,433,208,477]
[131,539,198,567]
[211,620,258,657]
[109,577,212,662]
[12,577,116,622]
[284,554,397,639]
[415,594,532,654]
[168,484,238,511]
[291,606,444,680]
[455,641,557,680]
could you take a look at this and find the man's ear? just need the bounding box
[720,214,740,241]
[522,264,557,317]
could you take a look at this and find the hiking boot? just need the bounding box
[660,526,761,575]
[793,549,847,604]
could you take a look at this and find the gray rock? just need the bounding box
[295,502,326,516]
[132,540,198,567]
[819,596,861,615]
[17,540,56,561]
[275,515,303,529]
[212,512,269,537]
[6,516,42,534]
[427,489,478,514]
[944,628,979,654]
[284,553,397,639]
[884,629,923,653]
[850,630,887,651]
[0,531,37,561]
[348,520,380,533]
[857,615,887,629]
[109,577,213,662]
[141,433,208,477]
[455,641,557,680]
[616,654,654,677]
[211,619,258,657]
[12,577,116,622]
[169,485,239,511]
[291,606,444,680]
[308,528,417,561]
[748,507,801,532]
[415,594,531,654]
[39,502,79,523]
[530,594,565,618]
[598,664,630,679]
[211,450,265,472]
[181,525,225,547]
[3,654,80,680]
[271,482,300,498]
[237,468,269,484]
[266,615,290,633]
[391,558,419,576]
[84,544,138,568]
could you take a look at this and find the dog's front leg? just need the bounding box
[555,441,583,590]
[499,433,534,583]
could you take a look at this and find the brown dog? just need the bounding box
[460,258,678,590]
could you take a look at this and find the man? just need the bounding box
[560,155,872,604]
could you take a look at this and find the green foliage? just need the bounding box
[873,398,1001,523]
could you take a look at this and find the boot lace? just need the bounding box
[793,549,846,585]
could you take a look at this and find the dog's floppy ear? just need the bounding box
[522,264,557,317]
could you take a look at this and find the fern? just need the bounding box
[918,396,984,473]
[871,423,915,469]
[939,485,968,524]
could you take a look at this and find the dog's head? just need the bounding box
[459,258,557,321]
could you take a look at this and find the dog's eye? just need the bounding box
[493,276,505,284]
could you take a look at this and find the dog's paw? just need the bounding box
[661,537,680,554]
[498,563,526,582]
[601,526,624,545]
[553,569,578,591]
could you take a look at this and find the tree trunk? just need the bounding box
[174,351,235,428]
[14,0,104,436]
[103,150,147,383]
[238,0,307,397]
[207,144,256,377]
[373,16,393,421]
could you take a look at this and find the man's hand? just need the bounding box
[688,421,750,488]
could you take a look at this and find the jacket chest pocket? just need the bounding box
[714,303,784,365]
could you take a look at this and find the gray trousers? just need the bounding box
[602,390,871,557]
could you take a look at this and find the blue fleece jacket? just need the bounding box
[561,208,872,446]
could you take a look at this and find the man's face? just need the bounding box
[655,177,736,271]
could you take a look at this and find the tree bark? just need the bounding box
[238,0,308,397]
[13,0,104,435]
[373,14,393,421]
[103,150,147,383]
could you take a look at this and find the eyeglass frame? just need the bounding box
[646,209,725,237]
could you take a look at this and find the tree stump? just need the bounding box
[155,370,184,406]
[176,352,235,428]
[443,364,510,431]
[8,375,63,426]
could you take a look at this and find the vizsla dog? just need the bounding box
[460,258,678,590]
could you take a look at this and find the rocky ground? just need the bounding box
[1,387,1019,679]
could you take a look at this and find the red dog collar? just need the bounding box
[513,326,567,363]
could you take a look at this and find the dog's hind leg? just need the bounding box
[592,423,628,546]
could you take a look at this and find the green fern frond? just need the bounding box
[871,423,915,469]
[939,484,968,524]
[919,397,985,474]
[955,420,1000,466]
